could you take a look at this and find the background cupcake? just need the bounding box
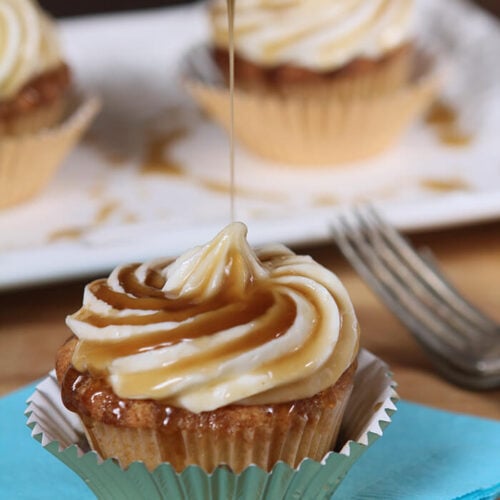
[0,0,71,135]
[185,0,438,165]
[0,0,99,209]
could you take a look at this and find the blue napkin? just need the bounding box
[1,382,499,500]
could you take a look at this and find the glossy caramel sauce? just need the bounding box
[62,217,360,411]
[67,246,308,402]
[60,355,340,429]
[61,364,179,426]
[228,0,236,221]
[425,100,473,147]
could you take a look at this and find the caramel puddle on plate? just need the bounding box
[47,227,87,242]
[94,200,121,224]
[47,199,137,243]
[200,178,289,203]
[420,177,472,193]
[84,133,129,167]
[90,188,138,225]
[141,128,188,176]
[425,100,474,147]
[140,126,289,204]
[311,194,339,207]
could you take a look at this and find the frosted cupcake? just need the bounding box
[0,0,99,208]
[0,0,71,135]
[56,222,360,473]
[185,0,437,165]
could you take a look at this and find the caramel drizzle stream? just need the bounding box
[228,0,236,222]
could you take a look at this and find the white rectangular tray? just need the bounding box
[1,0,500,290]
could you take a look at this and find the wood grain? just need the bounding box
[1,221,499,420]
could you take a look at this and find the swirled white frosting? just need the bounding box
[0,0,62,100]
[210,0,413,70]
[67,223,359,413]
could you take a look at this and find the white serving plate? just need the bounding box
[1,0,500,290]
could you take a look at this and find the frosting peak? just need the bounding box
[163,222,268,302]
[0,0,63,100]
[67,223,359,413]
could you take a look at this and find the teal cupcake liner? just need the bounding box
[26,349,397,499]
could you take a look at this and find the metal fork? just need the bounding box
[331,205,500,390]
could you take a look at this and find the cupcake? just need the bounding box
[0,0,71,136]
[56,222,360,473]
[184,0,438,165]
[0,0,99,208]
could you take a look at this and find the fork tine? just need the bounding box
[353,208,483,347]
[359,207,498,346]
[365,206,498,337]
[418,247,499,334]
[331,210,481,373]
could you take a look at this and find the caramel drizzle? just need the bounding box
[70,256,329,401]
[73,288,279,372]
[228,0,236,222]
[116,296,297,397]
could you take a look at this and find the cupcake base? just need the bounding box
[212,43,413,97]
[57,337,356,473]
[27,349,398,500]
[80,363,355,473]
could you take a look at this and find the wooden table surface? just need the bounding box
[1,221,499,420]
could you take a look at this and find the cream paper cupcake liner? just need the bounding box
[184,46,439,166]
[76,363,354,474]
[0,96,100,209]
[26,349,398,500]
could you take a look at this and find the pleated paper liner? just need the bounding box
[0,96,100,209]
[26,349,398,500]
[78,361,356,474]
[183,45,439,166]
